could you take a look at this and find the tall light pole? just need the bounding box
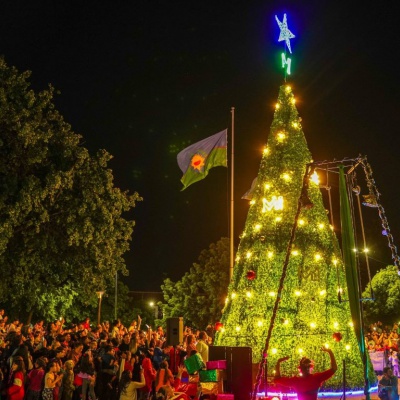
[96,291,105,326]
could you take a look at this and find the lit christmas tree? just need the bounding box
[214,84,376,391]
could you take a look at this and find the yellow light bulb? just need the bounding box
[310,322,316,328]
[283,319,289,325]
[246,291,252,298]
[220,327,225,333]
[298,348,303,354]
[265,183,271,190]
[277,132,286,142]
[254,224,261,232]
[246,251,252,259]
[318,223,325,229]
[295,290,301,296]
[231,292,237,299]
[268,291,276,297]
[235,326,241,332]
[272,348,278,354]
[345,344,351,350]
[310,171,320,185]
[257,320,263,327]
[292,122,298,128]
[263,147,270,155]
[314,253,322,261]
[292,250,299,256]
[298,219,305,226]
[275,216,282,222]
[275,103,280,109]
[281,173,291,181]
[333,322,339,329]
[249,200,255,205]
[267,251,274,258]
[291,98,296,104]
[348,321,354,327]
[324,343,329,349]
[319,290,326,296]
[285,85,291,92]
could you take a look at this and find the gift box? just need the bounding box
[184,353,205,374]
[206,360,227,370]
[200,382,219,395]
[199,369,218,382]
[216,394,234,400]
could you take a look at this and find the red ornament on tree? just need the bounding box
[215,321,224,332]
[332,332,343,342]
[246,270,256,280]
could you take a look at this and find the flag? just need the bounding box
[177,129,227,190]
[241,177,258,200]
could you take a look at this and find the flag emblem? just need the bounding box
[191,153,206,171]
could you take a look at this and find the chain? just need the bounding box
[360,157,400,272]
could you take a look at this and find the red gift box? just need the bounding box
[216,394,234,399]
[206,360,227,370]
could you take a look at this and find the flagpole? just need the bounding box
[230,107,235,281]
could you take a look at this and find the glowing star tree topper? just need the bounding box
[275,13,295,54]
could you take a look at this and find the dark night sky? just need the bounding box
[1,1,399,291]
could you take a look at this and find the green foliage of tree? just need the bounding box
[0,58,141,322]
[362,265,400,326]
[159,237,229,330]
[214,85,375,390]
[99,281,155,328]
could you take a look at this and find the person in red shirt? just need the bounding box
[7,356,26,400]
[274,347,337,400]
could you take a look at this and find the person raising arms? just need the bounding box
[274,346,337,400]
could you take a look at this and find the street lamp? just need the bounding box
[96,291,105,326]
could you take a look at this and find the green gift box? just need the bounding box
[199,369,218,382]
[184,353,205,374]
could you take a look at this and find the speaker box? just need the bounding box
[166,317,183,346]
[209,346,252,399]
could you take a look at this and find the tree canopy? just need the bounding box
[0,58,141,322]
[362,265,400,326]
[159,237,229,330]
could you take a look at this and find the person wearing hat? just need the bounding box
[274,346,337,400]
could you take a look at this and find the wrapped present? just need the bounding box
[199,369,218,382]
[216,394,234,400]
[184,353,205,374]
[206,360,227,370]
[200,382,219,395]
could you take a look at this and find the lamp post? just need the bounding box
[96,291,105,326]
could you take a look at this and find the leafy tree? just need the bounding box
[159,237,229,330]
[99,281,154,328]
[362,265,400,327]
[0,58,141,322]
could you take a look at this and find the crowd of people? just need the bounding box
[366,321,400,376]
[0,309,212,400]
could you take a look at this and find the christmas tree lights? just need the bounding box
[214,84,375,391]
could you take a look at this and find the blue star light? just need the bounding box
[275,14,295,54]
